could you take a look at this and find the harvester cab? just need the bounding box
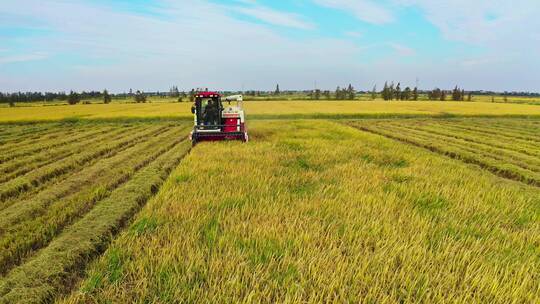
[189,92,248,145]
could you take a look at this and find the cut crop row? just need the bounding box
[353,123,540,186]
[382,123,540,169]
[0,125,189,274]
[0,124,171,204]
[411,121,540,157]
[0,124,118,164]
[0,124,59,145]
[0,125,83,155]
[457,119,540,134]
[0,124,187,229]
[364,123,540,173]
[361,123,540,176]
[437,121,540,143]
[0,125,135,183]
[0,139,191,304]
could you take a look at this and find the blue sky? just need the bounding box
[1,0,539,92]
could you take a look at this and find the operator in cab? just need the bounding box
[203,99,218,126]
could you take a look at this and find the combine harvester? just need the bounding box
[189,91,249,145]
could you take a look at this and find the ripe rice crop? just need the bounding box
[349,118,540,186]
[59,120,539,304]
[1,100,540,122]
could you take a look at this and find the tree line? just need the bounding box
[2,85,538,106]
[380,82,419,101]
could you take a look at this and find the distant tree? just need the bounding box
[412,87,418,100]
[491,96,495,102]
[467,92,472,101]
[68,91,80,105]
[129,88,133,96]
[403,87,411,100]
[335,86,341,100]
[428,88,441,101]
[313,89,321,100]
[503,95,508,102]
[134,90,147,103]
[347,84,355,100]
[8,99,15,107]
[440,90,447,101]
[371,85,377,100]
[103,89,112,104]
[275,84,280,95]
[381,82,389,100]
[389,82,395,100]
[452,86,458,101]
[323,90,331,100]
[395,83,401,101]
[169,86,180,98]
[461,89,465,101]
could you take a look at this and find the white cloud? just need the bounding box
[1,0,539,92]
[229,3,314,30]
[313,0,394,24]
[0,0,360,92]
[397,0,540,51]
[388,43,415,56]
[0,53,48,64]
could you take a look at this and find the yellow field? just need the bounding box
[1,104,539,303]
[58,120,539,303]
[1,100,540,122]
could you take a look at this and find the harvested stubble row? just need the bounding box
[0,124,190,274]
[0,125,82,156]
[0,124,51,142]
[480,123,540,138]
[437,121,540,142]
[355,125,540,186]
[0,125,131,183]
[403,122,540,158]
[0,124,120,165]
[349,119,540,186]
[0,138,192,304]
[399,120,540,161]
[0,124,170,203]
[0,124,59,145]
[373,123,540,171]
[61,120,540,304]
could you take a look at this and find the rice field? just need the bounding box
[0,114,539,303]
[0,121,192,303]
[1,100,540,122]
[55,120,539,304]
